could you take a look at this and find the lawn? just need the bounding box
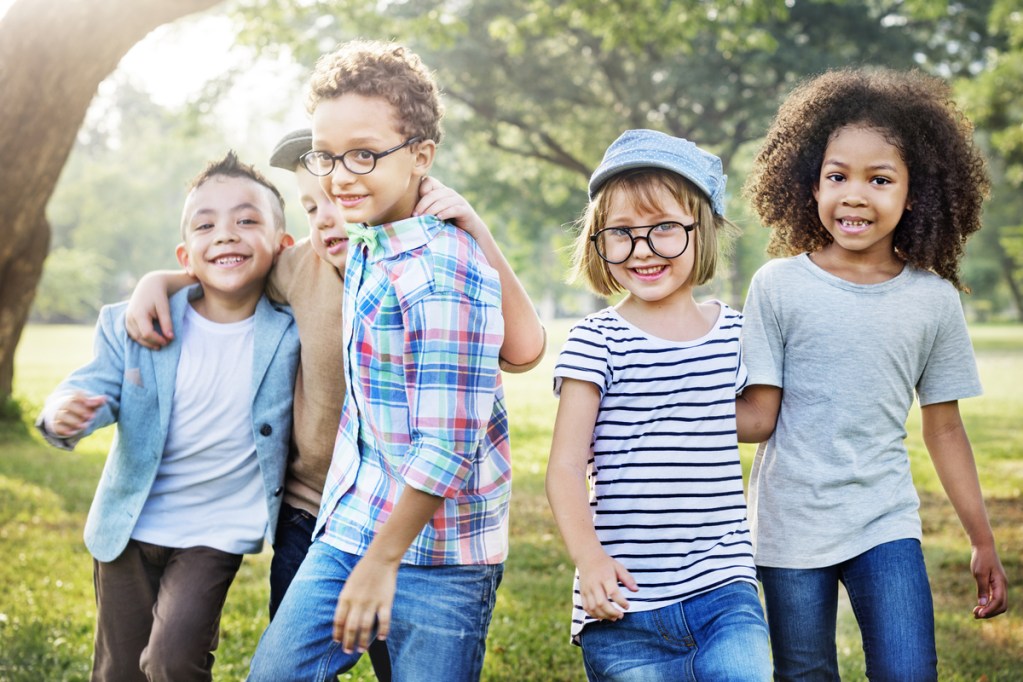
[1,321,1020,680]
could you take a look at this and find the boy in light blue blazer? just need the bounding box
[36,151,299,682]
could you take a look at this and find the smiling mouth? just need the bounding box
[839,218,871,229]
[632,264,666,276]
[325,237,348,249]
[212,255,247,266]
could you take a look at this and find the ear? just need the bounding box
[812,182,820,203]
[410,139,436,180]
[277,232,295,255]
[175,243,194,276]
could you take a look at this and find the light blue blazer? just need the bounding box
[36,286,300,562]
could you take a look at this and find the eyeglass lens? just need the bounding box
[594,222,692,263]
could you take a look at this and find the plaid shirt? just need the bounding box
[316,215,511,565]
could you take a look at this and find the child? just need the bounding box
[35,152,299,681]
[125,129,545,680]
[546,129,771,681]
[246,40,514,681]
[741,67,1009,680]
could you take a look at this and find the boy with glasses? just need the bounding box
[247,39,517,681]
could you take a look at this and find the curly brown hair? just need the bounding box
[743,67,989,290]
[307,39,443,145]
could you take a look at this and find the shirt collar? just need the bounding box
[358,214,444,263]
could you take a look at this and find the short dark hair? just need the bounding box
[307,39,444,144]
[744,67,989,290]
[180,151,286,238]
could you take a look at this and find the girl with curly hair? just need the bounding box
[740,67,1009,681]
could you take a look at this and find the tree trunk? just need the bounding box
[0,0,223,405]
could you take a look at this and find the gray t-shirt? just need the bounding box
[742,254,981,568]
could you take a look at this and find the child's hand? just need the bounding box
[577,549,639,621]
[970,544,1008,619]
[333,553,399,654]
[125,273,175,349]
[48,392,106,438]
[414,176,488,241]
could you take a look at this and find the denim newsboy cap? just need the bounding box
[269,128,313,171]
[588,129,727,215]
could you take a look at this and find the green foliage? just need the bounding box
[31,248,111,324]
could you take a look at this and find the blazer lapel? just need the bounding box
[153,288,192,433]
[251,297,289,401]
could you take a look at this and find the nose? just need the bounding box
[327,161,357,192]
[213,222,240,244]
[631,233,655,258]
[841,182,868,207]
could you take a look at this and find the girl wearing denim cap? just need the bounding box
[741,67,1007,681]
[546,129,771,681]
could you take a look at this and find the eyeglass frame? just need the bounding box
[299,136,423,177]
[589,221,696,264]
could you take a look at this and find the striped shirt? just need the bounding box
[316,215,510,565]
[553,303,757,640]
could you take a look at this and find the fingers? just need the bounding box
[52,393,105,437]
[973,569,1008,619]
[580,578,630,621]
[333,597,390,655]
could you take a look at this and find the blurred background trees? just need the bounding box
[3,0,1023,404]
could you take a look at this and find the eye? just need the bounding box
[825,172,845,183]
[652,222,682,234]
[194,222,213,231]
[871,176,892,186]
[606,227,632,239]
[351,149,375,162]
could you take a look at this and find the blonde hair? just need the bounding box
[569,169,728,297]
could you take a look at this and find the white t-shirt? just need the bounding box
[741,255,982,568]
[553,302,757,641]
[131,305,266,555]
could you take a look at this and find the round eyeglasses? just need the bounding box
[300,137,422,177]
[590,222,696,264]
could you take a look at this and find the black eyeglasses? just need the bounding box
[300,137,422,177]
[590,222,696,264]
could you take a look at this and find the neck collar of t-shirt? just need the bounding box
[358,214,445,263]
[799,252,913,293]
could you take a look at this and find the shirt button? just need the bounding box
[260,424,272,437]
[273,486,284,497]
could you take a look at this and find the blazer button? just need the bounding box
[260,424,272,437]
[273,486,284,497]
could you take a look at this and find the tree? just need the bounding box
[233,0,998,309]
[0,0,223,407]
[956,0,1023,320]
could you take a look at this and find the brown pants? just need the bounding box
[91,540,243,682]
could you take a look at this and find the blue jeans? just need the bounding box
[268,505,391,681]
[579,581,771,681]
[249,539,503,682]
[758,538,937,682]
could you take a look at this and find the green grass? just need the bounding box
[1,322,1021,680]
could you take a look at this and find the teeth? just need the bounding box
[635,265,663,275]
[214,256,244,265]
[841,219,869,227]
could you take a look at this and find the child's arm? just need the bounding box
[415,177,546,369]
[921,400,1008,619]
[124,270,197,349]
[546,378,638,621]
[736,384,782,443]
[332,487,444,653]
